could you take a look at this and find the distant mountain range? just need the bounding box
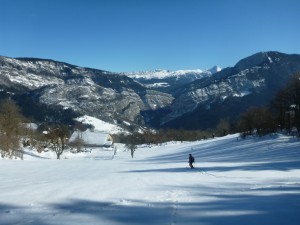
[122,66,221,92]
[0,51,300,131]
[123,66,221,80]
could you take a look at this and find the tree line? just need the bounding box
[0,99,71,159]
[237,73,300,137]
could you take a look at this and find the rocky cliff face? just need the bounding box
[0,57,173,127]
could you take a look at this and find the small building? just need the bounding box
[69,130,113,147]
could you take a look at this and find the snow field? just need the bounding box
[0,134,299,225]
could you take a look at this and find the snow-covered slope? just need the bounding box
[74,115,125,134]
[0,134,299,225]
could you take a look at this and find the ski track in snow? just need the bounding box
[0,134,300,225]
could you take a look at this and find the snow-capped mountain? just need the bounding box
[208,65,222,74]
[122,66,221,92]
[124,67,220,80]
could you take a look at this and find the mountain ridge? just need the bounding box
[0,55,173,130]
[1,51,300,131]
[154,51,300,129]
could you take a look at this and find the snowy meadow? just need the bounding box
[0,134,299,225]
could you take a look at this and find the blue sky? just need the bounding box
[0,0,299,72]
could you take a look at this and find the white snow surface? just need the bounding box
[74,115,124,134]
[1,134,300,225]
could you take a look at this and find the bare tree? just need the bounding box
[124,132,140,158]
[126,143,137,158]
[216,118,231,136]
[46,125,70,159]
[74,130,85,152]
[0,99,25,159]
[73,122,86,152]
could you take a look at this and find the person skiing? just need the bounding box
[188,154,195,169]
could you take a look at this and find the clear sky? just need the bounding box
[0,0,299,72]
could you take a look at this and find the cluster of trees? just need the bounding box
[237,107,275,136]
[118,129,213,145]
[237,73,300,137]
[272,74,300,134]
[0,99,71,159]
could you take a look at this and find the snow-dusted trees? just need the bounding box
[0,99,25,159]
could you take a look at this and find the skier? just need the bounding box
[188,154,195,169]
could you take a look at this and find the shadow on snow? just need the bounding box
[1,186,300,225]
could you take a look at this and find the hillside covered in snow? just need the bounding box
[0,134,299,225]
